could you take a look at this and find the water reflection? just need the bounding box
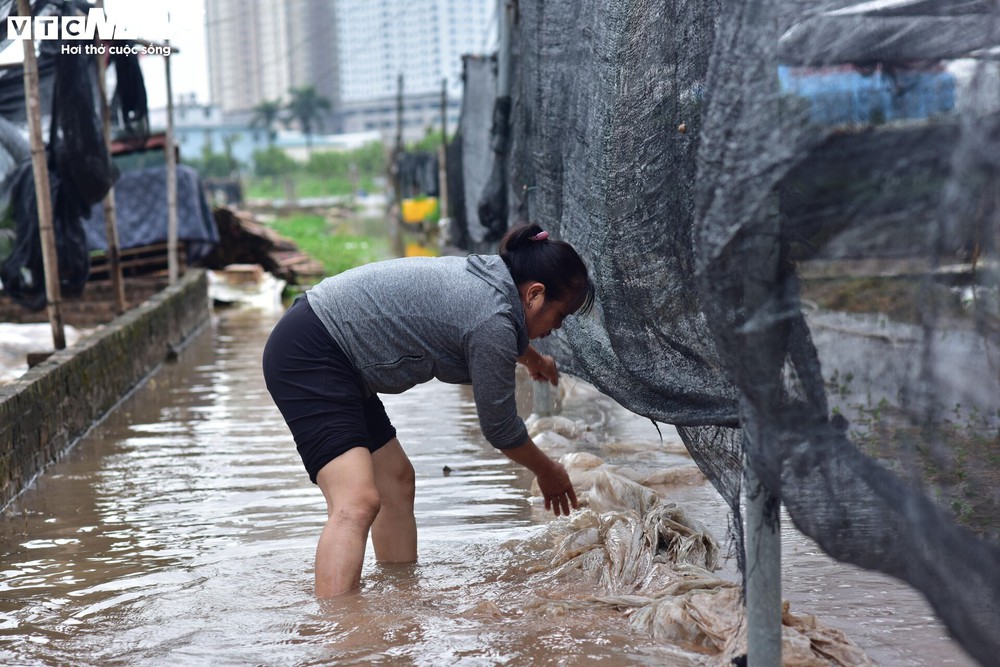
[0,307,977,666]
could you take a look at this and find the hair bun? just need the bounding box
[499,222,545,254]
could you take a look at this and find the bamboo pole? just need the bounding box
[164,37,178,284]
[17,0,65,350]
[95,0,126,314]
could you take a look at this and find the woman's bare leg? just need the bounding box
[314,447,382,597]
[370,438,417,562]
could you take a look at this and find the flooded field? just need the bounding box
[0,306,978,665]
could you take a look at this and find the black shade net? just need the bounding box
[449,1,1000,664]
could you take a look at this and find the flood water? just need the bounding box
[0,306,978,666]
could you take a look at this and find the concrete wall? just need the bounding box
[0,270,210,508]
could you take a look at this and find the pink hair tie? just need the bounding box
[531,231,549,241]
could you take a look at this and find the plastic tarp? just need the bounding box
[519,447,874,666]
[0,39,116,310]
[396,151,439,198]
[83,165,218,263]
[452,55,500,253]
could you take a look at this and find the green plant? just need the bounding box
[407,128,451,153]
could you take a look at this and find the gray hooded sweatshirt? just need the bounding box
[305,254,530,449]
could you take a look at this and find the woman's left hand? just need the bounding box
[536,460,579,517]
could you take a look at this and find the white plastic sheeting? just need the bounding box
[519,440,873,665]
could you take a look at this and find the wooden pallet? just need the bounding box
[88,242,187,281]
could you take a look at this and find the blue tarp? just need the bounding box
[778,64,957,127]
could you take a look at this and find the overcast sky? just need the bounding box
[0,1,211,108]
[103,0,210,109]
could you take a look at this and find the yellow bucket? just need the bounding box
[405,242,436,257]
[401,197,439,224]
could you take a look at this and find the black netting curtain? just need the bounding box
[506,1,1000,665]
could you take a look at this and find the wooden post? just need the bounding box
[95,0,126,314]
[164,37,179,284]
[388,73,404,257]
[497,0,512,98]
[438,77,449,220]
[395,73,404,159]
[17,0,65,350]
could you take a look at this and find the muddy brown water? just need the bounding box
[0,307,977,666]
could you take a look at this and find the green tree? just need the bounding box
[250,99,283,147]
[407,128,450,153]
[285,86,332,155]
[351,141,388,175]
[221,133,241,174]
[191,136,242,180]
[306,150,349,180]
[253,146,298,178]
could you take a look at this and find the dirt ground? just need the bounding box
[800,272,1000,541]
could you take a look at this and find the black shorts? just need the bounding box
[262,296,396,483]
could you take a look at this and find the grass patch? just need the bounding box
[269,214,390,278]
[246,175,379,200]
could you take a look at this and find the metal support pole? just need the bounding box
[95,0,126,313]
[741,192,785,666]
[744,422,782,666]
[17,0,65,350]
[164,38,179,284]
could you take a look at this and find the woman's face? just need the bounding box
[521,283,576,340]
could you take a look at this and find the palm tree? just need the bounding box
[285,86,332,155]
[250,99,283,147]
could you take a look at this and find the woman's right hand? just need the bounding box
[517,346,559,386]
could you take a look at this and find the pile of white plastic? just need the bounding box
[520,419,874,666]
